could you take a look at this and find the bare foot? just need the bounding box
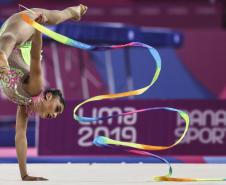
[69,4,88,21]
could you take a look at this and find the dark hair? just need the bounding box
[43,88,65,108]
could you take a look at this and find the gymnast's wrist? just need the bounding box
[0,66,10,75]
[0,53,10,73]
[22,174,28,180]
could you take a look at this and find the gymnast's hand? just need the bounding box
[0,67,10,75]
[22,174,48,181]
[35,13,48,24]
[0,53,10,75]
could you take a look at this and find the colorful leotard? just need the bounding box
[0,24,38,106]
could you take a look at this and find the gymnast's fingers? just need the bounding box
[35,13,47,24]
[22,175,48,181]
[37,177,48,181]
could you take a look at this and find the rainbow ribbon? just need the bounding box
[20,11,226,182]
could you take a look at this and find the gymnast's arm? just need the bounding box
[15,106,29,179]
[15,106,48,181]
[25,30,43,95]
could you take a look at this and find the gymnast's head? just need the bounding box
[36,88,65,119]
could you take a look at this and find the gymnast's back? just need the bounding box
[0,9,42,105]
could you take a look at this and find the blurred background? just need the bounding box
[0,0,226,163]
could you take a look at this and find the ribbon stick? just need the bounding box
[20,10,226,182]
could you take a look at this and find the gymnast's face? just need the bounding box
[38,92,64,119]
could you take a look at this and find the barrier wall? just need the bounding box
[0,0,223,28]
[38,100,226,156]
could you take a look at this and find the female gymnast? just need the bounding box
[0,4,88,181]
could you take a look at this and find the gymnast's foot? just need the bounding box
[68,4,88,21]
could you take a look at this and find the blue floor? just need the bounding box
[0,156,226,163]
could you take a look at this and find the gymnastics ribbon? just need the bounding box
[20,11,226,182]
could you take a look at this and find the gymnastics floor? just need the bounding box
[0,164,226,185]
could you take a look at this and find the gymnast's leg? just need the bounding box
[0,4,88,64]
[30,4,88,25]
[0,35,16,77]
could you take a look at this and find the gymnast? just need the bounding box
[0,4,88,181]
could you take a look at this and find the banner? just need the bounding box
[38,100,226,155]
